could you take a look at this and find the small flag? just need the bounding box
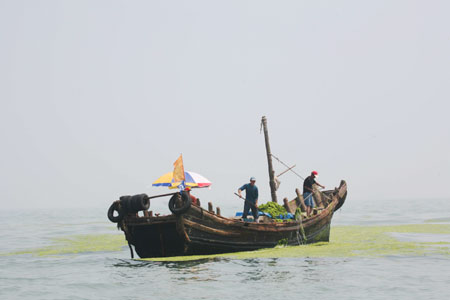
[172,154,185,189]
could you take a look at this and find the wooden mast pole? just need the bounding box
[261,116,278,203]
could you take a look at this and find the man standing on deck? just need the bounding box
[303,171,325,217]
[238,177,259,222]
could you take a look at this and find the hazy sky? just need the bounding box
[1,1,449,211]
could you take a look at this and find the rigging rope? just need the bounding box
[270,153,333,201]
[271,154,305,180]
[259,120,333,202]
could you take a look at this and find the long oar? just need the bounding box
[148,192,178,199]
[234,193,258,210]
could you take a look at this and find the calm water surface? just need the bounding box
[0,198,449,300]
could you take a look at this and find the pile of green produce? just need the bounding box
[258,202,288,219]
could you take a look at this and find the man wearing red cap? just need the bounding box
[303,171,325,217]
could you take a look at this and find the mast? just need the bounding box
[261,116,278,203]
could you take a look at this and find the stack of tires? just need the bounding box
[107,194,150,223]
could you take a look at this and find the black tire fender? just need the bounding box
[131,194,150,212]
[119,196,132,213]
[107,201,124,223]
[168,191,191,215]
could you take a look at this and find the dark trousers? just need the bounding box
[243,201,258,220]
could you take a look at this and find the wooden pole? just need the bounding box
[295,188,307,212]
[313,187,324,208]
[261,116,278,203]
[283,197,293,213]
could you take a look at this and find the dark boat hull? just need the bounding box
[119,180,347,258]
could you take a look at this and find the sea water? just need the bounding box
[0,198,449,300]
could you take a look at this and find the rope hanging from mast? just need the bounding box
[271,154,334,202]
[270,154,305,180]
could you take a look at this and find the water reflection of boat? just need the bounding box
[107,117,347,258]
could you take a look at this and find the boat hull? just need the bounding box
[119,180,347,258]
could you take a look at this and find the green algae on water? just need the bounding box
[139,224,450,262]
[424,217,450,223]
[4,224,450,260]
[4,234,127,257]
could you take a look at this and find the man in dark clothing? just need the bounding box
[303,171,325,217]
[238,177,259,222]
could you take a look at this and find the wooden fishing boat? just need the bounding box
[107,117,347,258]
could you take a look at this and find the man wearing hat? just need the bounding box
[238,177,259,222]
[184,187,199,206]
[303,171,325,217]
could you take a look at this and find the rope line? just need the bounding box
[271,154,305,180]
[271,153,333,202]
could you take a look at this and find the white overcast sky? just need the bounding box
[0,1,449,211]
